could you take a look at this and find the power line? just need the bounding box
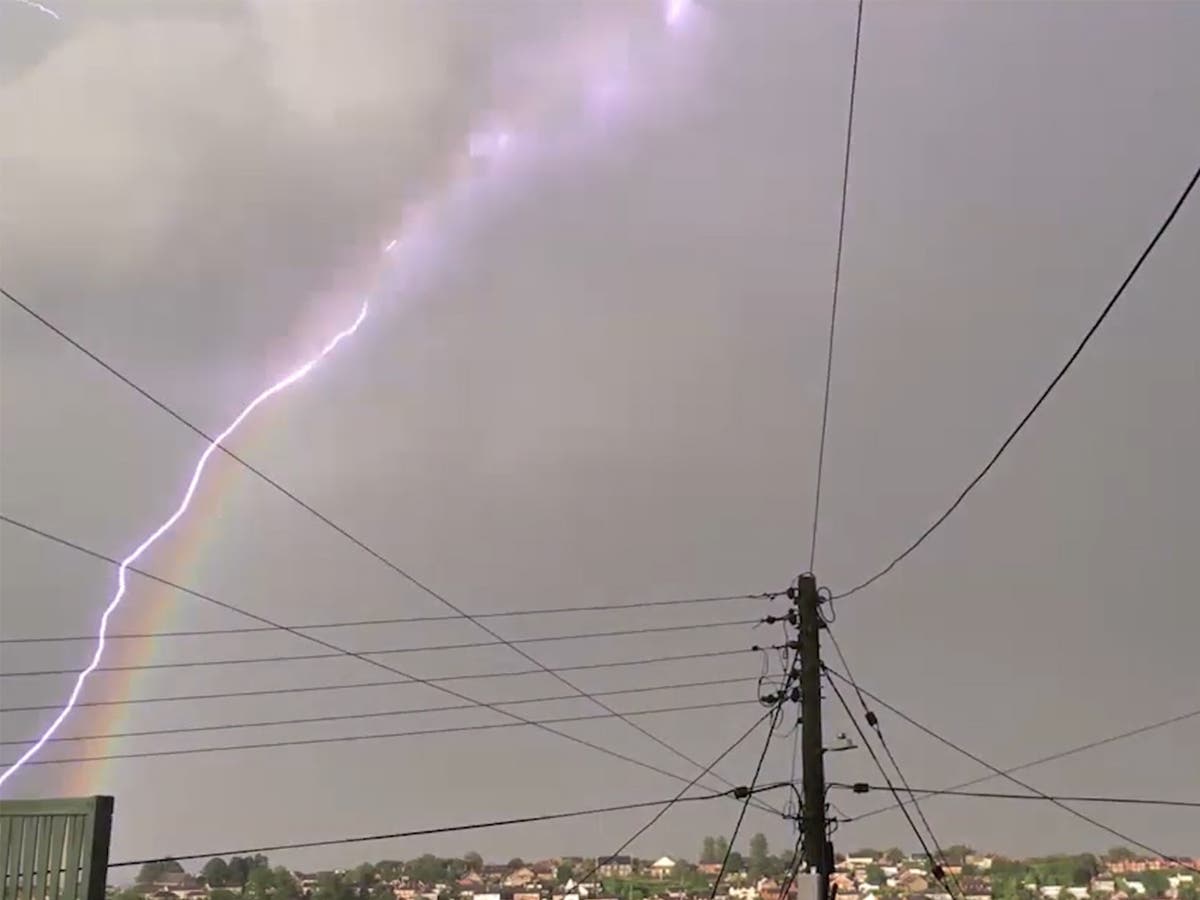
[0,651,756,715]
[0,619,759,678]
[824,623,960,896]
[576,708,781,888]
[709,703,787,899]
[834,162,1200,601]
[809,0,864,572]
[831,783,1200,809]
[7,698,758,768]
[824,671,958,899]
[846,706,1200,824]
[107,788,744,868]
[824,666,1200,875]
[0,517,780,814]
[0,288,766,795]
[0,591,780,644]
[1,675,760,746]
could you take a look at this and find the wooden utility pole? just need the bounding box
[796,574,828,900]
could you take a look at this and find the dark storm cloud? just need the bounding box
[1,0,1198,871]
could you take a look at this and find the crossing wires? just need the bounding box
[0,286,783,802]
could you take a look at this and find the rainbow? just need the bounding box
[13,0,700,791]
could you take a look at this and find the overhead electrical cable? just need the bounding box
[825,623,960,896]
[834,163,1200,601]
[847,705,1200,823]
[831,784,1200,809]
[809,0,865,572]
[824,666,1200,874]
[0,591,780,644]
[0,675,761,746]
[824,671,960,899]
[0,291,781,800]
[0,653,756,715]
[0,619,759,678]
[576,708,781,888]
[6,698,758,767]
[107,786,763,868]
[0,515,780,814]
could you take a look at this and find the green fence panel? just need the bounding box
[0,798,113,900]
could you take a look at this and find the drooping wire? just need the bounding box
[107,788,744,869]
[834,163,1200,600]
[0,288,765,796]
[809,0,865,572]
[824,666,1200,875]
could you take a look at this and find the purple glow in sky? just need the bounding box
[1,0,705,789]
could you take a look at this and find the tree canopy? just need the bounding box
[136,859,185,885]
[749,834,770,880]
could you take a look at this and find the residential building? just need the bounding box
[503,869,538,889]
[897,873,930,894]
[651,859,678,881]
[596,858,635,879]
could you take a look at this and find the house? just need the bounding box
[757,878,797,900]
[700,864,726,877]
[596,858,635,879]
[504,869,539,889]
[650,859,677,881]
[458,874,485,890]
[831,875,856,894]
[845,858,876,870]
[897,873,930,894]
[966,857,994,873]
[1092,881,1117,895]
[1124,882,1147,896]
[957,877,992,900]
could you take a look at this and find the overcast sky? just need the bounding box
[1,0,1198,875]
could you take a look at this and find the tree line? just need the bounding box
[698,833,796,881]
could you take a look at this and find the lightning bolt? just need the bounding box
[11,0,61,20]
[2,0,699,788]
[0,301,368,789]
